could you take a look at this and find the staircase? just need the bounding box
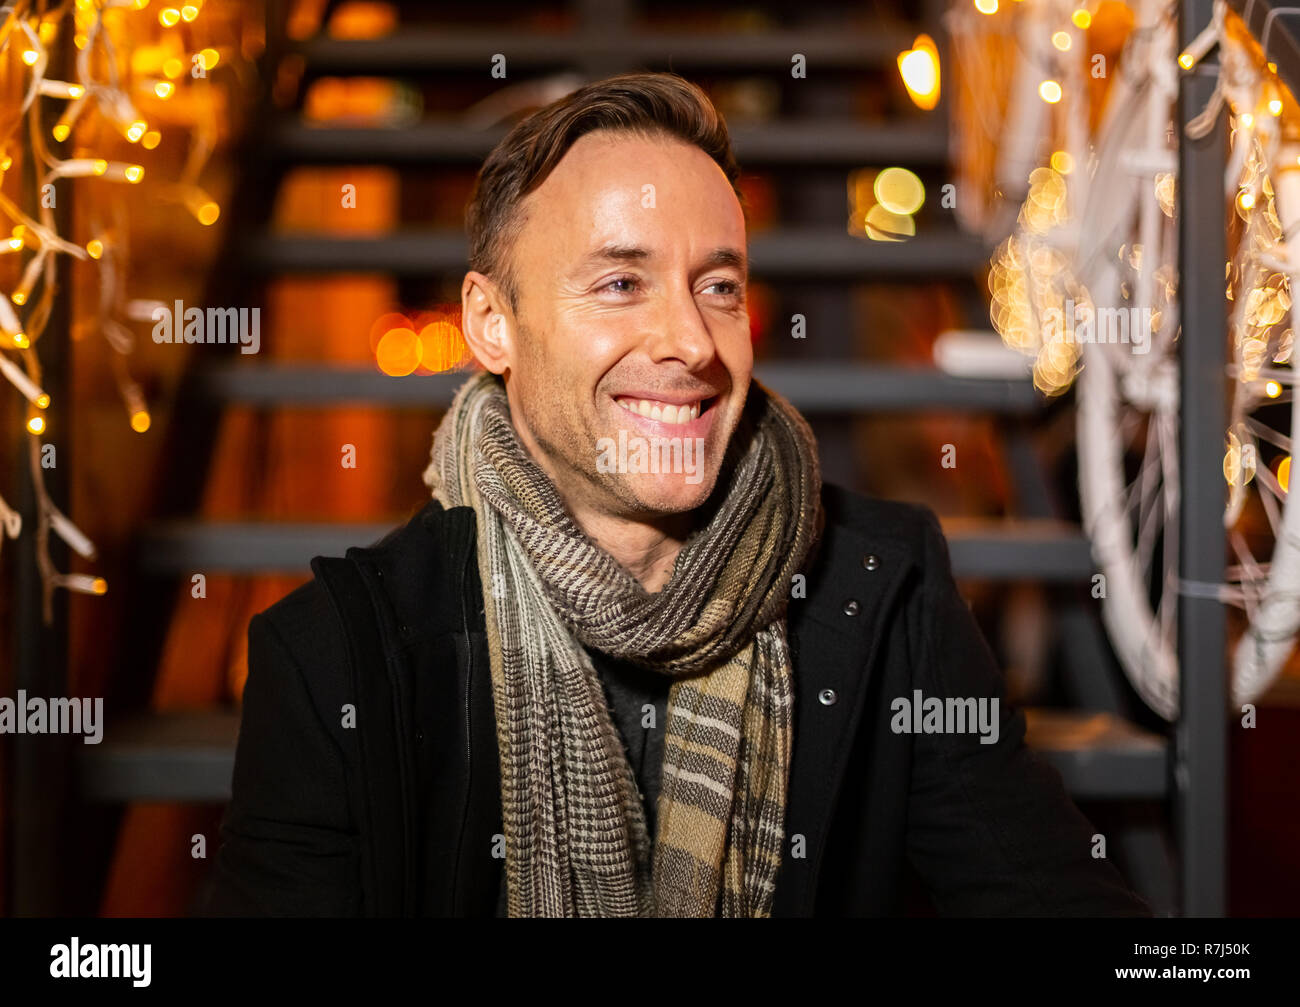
[81,0,1174,913]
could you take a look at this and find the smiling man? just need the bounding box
[205,72,1152,918]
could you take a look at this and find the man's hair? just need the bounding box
[465,72,744,312]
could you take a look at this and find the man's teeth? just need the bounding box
[615,397,703,424]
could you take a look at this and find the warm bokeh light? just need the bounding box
[131,410,151,433]
[375,326,422,376]
[1050,150,1075,174]
[975,0,997,13]
[27,414,45,435]
[865,204,917,241]
[1279,456,1292,494]
[368,311,412,354]
[1266,380,1282,398]
[418,318,472,373]
[874,167,925,215]
[898,35,940,111]
[1072,8,1091,28]
[1039,80,1063,104]
[1052,31,1072,51]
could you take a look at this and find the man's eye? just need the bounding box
[704,280,742,297]
[602,276,638,294]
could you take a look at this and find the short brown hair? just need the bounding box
[465,72,744,311]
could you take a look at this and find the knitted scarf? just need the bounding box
[423,369,822,917]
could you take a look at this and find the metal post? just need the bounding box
[1176,0,1228,917]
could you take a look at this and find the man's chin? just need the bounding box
[609,471,720,516]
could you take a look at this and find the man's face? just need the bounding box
[488,129,752,520]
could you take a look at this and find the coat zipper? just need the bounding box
[452,520,475,912]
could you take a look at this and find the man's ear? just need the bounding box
[461,271,514,375]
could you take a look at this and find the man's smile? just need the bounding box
[609,393,720,437]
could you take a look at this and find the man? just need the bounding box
[204,72,1151,917]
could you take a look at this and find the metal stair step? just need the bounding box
[293,28,916,75]
[243,228,992,279]
[80,710,241,803]
[267,119,950,167]
[79,707,1164,803]
[1023,709,1168,800]
[195,361,1043,413]
[137,517,1093,579]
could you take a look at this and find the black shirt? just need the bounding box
[493,647,670,916]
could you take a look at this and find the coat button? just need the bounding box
[843,599,860,616]
[862,554,880,571]
[818,688,838,706]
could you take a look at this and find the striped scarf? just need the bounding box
[423,370,822,917]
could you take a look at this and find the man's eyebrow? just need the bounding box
[578,243,651,269]
[574,244,748,274]
[701,247,747,274]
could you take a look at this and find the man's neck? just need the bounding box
[566,498,694,593]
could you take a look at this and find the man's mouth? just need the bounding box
[613,395,718,426]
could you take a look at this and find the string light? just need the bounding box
[0,0,248,615]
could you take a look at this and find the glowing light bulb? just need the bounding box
[27,415,45,434]
[1039,80,1063,104]
[21,50,39,66]
[1266,380,1282,398]
[1072,9,1091,28]
[130,410,151,432]
[159,8,180,26]
[86,239,103,259]
[154,81,174,99]
[897,35,939,111]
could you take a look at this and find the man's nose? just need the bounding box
[645,285,717,370]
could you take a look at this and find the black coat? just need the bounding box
[202,484,1152,917]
